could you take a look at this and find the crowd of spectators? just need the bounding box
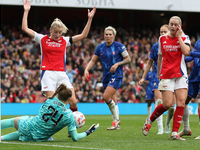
[0,23,198,103]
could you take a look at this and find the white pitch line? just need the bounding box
[0,141,114,150]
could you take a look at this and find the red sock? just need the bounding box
[70,107,77,112]
[172,106,184,133]
[150,104,167,122]
[198,107,200,118]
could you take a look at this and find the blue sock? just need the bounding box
[3,131,19,141]
[1,118,15,129]
[107,99,113,104]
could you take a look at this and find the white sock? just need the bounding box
[115,104,119,120]
[1,136,4,141]
[183,104,190,130]
[157,115,163,129]
[172,131,178,135]
[166,105,175,126]
[107,100,117,121]
[155,99,163,129]
[147,106,151,117]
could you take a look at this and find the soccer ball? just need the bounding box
[73,111,85,128]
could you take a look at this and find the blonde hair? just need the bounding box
[160,24,169,35]
[44,83,72,102]
[170,16,182,26]
[104,26,117,36]
[160,24,169,30]
[50,18,68,34]
[168,16,185,36]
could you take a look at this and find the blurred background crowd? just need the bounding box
[0,22,198,104]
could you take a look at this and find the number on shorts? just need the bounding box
[42,106,64,128]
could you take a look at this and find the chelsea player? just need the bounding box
[1,84,99,141]
[84,26,131,130]
[144,70,155,117]
[178,39,200,139]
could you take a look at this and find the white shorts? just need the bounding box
[41,70,73,92]
[158,76,188,92]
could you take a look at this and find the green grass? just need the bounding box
[1,115,200,150]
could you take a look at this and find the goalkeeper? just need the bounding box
[1,83,99,142]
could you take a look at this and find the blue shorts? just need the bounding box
[152,78,159,91]
[145,87,155,100]
[103,78,123,90]
[188,81,200,98]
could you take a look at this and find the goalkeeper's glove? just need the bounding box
[85,123,99,136]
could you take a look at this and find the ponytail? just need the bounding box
[50,18,68,34]
[44,83,72,102]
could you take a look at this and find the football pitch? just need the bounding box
[1,115,200,150]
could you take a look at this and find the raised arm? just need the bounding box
[72,6,96,43]
[22,0,35,38]
[177,25,190,56]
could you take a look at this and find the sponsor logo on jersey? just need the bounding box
[43,86,48,89]
[163,45,179,52]
[46,40,62,47]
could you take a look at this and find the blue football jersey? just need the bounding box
[18,97,76,141]
[94,41,126,83]
[145,71,155,100]
[149,43,159,79]
[187,40,200,82]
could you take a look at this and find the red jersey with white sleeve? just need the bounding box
[34,32,71,71]
[158,35,191,79]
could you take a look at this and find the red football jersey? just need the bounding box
[34,32,71,71]
[158,35,190,79]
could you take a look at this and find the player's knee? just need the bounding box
[162,103,172,110]
[69,98,78,106]
[197,94,200,100]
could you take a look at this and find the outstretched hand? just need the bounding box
[23,0,31,11]
[85,123,99,136]
[88,6,96,19]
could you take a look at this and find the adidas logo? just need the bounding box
[163,41,167,44]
